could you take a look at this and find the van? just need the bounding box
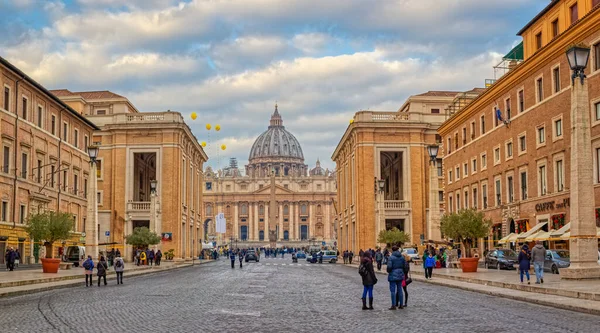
[65,246,86,267]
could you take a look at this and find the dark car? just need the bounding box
[245,250,259,262]
[544,249,570,274]
[484,249,518,270]
[295,251,307,259]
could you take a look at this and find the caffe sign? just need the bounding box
[535,198,570,212]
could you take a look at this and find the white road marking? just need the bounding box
[227,293,264,299]
[215,309,261,317]
[247,285,267,288]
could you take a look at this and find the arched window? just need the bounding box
[259,230,265,241]
[300,225,308,240]
[241,203,248,215]
[317,205,322,215]
[283,205,289,216]
[240,226,248,241]
[259,205,264,215]
[226,205,231,215]
[301,204,307,215]
[283,230,289,240]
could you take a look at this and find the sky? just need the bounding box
[0,0,550,171]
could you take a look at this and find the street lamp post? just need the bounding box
[427,145,441,242]
[85,146,99,260]
[375,178,385,247]
[149,179,159,251]
[562,44,600,279]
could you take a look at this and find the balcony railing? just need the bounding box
[352,111,444,124]
[384,200,411,209]
[127,201,150,211]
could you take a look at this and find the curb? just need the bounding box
[0,261,214,299]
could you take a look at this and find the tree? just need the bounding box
[24,211,74,259]
[125,227,161,248]
[377,228,410,247]
[440,209,492,258]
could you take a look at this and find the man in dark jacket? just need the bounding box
[359,252,377,310]
[343,250,349,264]
[230,250,236,269]
[348,251,354,264]
[531,241,546,284]
[148,249,155,266]
[386,246,406,310]
[6,248,16,271]
[375,250,384,271]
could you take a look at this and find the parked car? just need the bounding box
[322,250,338,263]
[65,246,86,267]
[402,248,419,262]
[484,249,518,270]
[295,251,307,259]
[544,249,570,274]
[245,250,259,262]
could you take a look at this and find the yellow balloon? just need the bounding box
[221,144,226,151]
[215,124,221,131]
[201,141,207,147]
[206,124,211,130]
[349,119,354,124]
[191,112,197,120]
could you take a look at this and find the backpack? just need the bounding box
[358,263,368,277]
[83,261,91,270]
[115,260,123,268]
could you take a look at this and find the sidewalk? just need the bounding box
[345,262,600,315]
[0,259,214,298]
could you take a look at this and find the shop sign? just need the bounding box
[535,198,570,212]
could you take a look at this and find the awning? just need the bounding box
[560,232,570,240]
[518,222,548,239]
[550,222,570,237]
[498,233,515,244]
[532,230,554,241]
[525,230,546,242]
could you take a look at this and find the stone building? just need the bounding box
[203,106,337,248]
[0,56,98,264]
[332,92,455,253]
[438,0,600,253]
[52,89,207,261]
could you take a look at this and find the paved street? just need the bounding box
[0,257,598,333]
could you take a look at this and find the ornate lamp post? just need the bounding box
[149,179,159,251]
[562,44,600,279]
[375,178,385,247]
[427,144,441,242]
[85,146,99,260]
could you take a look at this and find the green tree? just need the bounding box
[24,211,74,259]
[440,209,492,258]
[125,227,161,249]
[377,228,410,247]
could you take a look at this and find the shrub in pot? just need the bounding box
[440,209,492,273]
[24,211,74,273]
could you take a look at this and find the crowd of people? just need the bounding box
[82,254,125,287]
[4,247,21,271]
[133,248,162,266]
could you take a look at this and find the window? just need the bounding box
[521,171,528,200]
[482,183,488,209]
[462,127,467,144]
[539,165,547,195]
[437,159,443,177]
[480,114,487,135]
[74,129,79,148]
[464,190,469,208]
[553,67,560,93]
[454,133,458,150]
[456,193,461,210]
[63,122,68,141]
[448,170,453,183]
[553,118,563,139]
[472,158,477,173]
[205,182,212,190]
[1,201,8,221]
[22,97,28,119]
[507,176,514,203]
[317,184,322,191]
[449,196,453,213]
[481,153,487,169]
[37,106,43,127]
[96,109,106,115]
[447,137,452,154]
[494,147,500,163]
[51,115,56,135]
[519,134,526,152]
[536,77,543,102]
[470,121,476,139]
[37,159,42,183]
[3,87,9,111]
[595,102,600,121]
[506,142,513,158]
[74,174,79,195]
[439,191,444,202]
[84,135,89,152]
[455,166,460,180]
[538,126,546,145]
[20,204,26,224]
[226,184,231,191]
[96,160,102,179]
[301,204,308,215]
[595,42,600,71]
[473,188,478,209]
[505,98,511,120]
[463,162,468,177]
[552,19,559,38]
[2,146,9,173]
[97,192,102,205]
[21,153,28,179]
[63,169,68,191]
[535,32,542,50]
[495,179,501,206]
[570,3,578,25]
[50,165,55,187]
[518,89,524,113]
[431,108,440,114]
[556,159,564,192]
[84,178,88,198]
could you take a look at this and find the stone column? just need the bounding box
[562,73,600,279]
[309,203,314,240]
[279,204,283,239]
[254,203,259,240]
[265,203,269,240]
[428,158,441,241]
[291,202,296,240]
[85,161,99,260]
[234,204,239,239]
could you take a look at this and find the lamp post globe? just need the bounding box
[566,45,590,84]
[377,179,385,192]
[87,145,99,163]
[150,179,158,193]
[427,144,439,162]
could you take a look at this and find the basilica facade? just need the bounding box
[203,107,337,248]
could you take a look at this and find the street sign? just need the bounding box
[105,231,110,237]
[322,241,326,246]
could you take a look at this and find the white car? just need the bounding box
[402,248,420,261]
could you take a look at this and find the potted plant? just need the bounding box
[125,226,161,252]
[24,211,74,273]
[377,227,410,249]
[165,249,175,261]
[440,209,492,273]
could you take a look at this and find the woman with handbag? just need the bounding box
[402,253,412,307]
[359,252,377,310]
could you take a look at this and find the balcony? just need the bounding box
[87,111,186,127]
[353,111,444,124]
[383,200,411,217]
[127,201,150,212]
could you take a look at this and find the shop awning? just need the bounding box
[525,230,546,242]
[550,222,570,237]
[560,232,570,240]
[532,230,554,241]
[518,222,548,239]
[498,233,515,244]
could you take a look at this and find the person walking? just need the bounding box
[238,251,244,268]
[114,255,125,285]
[116,249,121,258]
[343,250,349,264]
[5,249,10,271]
[358,249,364,258]
[14,249,20,268]
[402,253,411,307]
[83,255,94,287]
[148,249,155,266]
[135,249,141,266]
[375,249,383,271]
[518,245,531,284]
[97,256,108,286]
[386,246,406,310]
[425,253,436,279]
[230,250,236,269]
[6,248,16,271]
[140,250,147,266]
[531,240,546,284]
[359,252,377,310]
[349,251,354,265]
[155,250,162,266]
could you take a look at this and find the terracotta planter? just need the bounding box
[459,257,479,273]
[41,258,61,273]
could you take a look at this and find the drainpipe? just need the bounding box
[12,78,23,229]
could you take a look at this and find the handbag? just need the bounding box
[405,274,413,286]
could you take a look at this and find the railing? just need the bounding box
[88,112,186,126]
[384,200,411,209]
[126,114,165,122]
[127,201,150,211]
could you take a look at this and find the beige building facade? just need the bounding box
[332,92,455,253]
[203,107,337,248]
[0,57,98,264]
[53,90,207,261]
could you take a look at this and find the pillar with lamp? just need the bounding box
[427,144,441,242]
[562,44,600,279]
[149,179,160,250]
[85,145,99,260]
[375,177,385,246]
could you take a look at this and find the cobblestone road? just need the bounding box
[0,257,598,333]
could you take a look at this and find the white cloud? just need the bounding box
[292,33,334,54]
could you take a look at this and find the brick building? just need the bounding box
[332,92,455,253]
[438,0,600,252]
[0,57,98,264]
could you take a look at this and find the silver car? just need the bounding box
[544,249,570,274]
